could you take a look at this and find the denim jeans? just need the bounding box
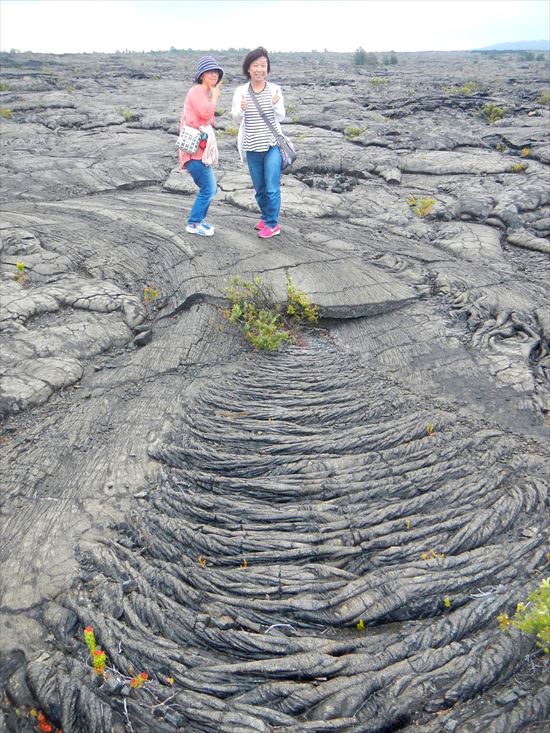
[246,145,282,228]
[185,160,217,225]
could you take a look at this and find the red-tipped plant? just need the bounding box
[130,671,149,689]
[92,649,107,675]
[83,626,96,655]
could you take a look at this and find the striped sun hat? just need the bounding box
[194,56,224,83]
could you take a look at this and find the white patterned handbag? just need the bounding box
[176,125,201,154]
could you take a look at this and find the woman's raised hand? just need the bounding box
[210,84,222,104]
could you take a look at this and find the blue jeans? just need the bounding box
[185,160,217,224]
[246,146,282,228]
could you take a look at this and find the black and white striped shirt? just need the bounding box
[243,86,277,152]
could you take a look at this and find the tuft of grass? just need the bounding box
[520,147,530,157]
[369,77,386,88]
[117,108,137,122]
[407,195,436,218]
[1,107,13,119]
[478,104,505,124]
[511,162,527,173]
[537,90,550,106]
[448,81,477,94]
[344,125,363,139]
[221,125,239,135]
[0,82,8,91]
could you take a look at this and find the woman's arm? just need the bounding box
[272,84,286,121]
[231,85,244,124]
[184,85,216,128]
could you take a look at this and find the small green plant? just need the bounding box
[84,625,96,655]
[243,309,290,351]
[495,142,506,152]
[117,108,136,122]
[449,81,477,94]
[286,276,318,323]
[369,77,386,88]
[0,82,8,91]
[66,83,74,94]
[511,162,527,173]
[498,577,549,653]
[223,275,318,352]
[537,90,550,106]
[14,261,26,284]
[426,422,436,436]
[84,626,108,676]
[93,649,107,675]
[143,285,159,303]
[443,596,452,609]
[479,104,505,123]
[222,125,239,135]
[404,519,411,530]
[421,548,446,561]
[1,107,13,119]
[344,125,363,139]
[520,147,530,157]
[407,195,436,218]
[214,107,225,116]
[224,276,289,352]
[356,618,365,630]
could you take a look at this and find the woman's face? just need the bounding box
[201,70,220,87]
[248,56,269,83]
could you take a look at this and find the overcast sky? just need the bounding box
[1,0,548,54]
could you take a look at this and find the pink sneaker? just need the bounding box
[254,220,265,230]
[258,224,281,239]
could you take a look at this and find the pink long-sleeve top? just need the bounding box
[178,84,216,168]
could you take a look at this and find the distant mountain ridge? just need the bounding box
[475,40,549,51]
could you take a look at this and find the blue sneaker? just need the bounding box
[186,222,214,236]
[200,221,215,234]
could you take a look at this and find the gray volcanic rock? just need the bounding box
[0,48,548,733]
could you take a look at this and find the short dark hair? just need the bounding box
[242,47,270,78]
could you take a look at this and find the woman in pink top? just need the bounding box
[180,56,223,236]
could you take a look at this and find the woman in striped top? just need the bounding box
[231,47,286,239]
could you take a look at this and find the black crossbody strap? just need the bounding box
[247,83,280,138]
